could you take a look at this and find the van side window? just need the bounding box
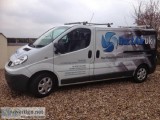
[58,28,91,53]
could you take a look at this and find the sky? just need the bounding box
[0,0,139,38]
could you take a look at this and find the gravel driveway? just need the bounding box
[0,67,160,120]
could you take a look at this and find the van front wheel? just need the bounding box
[30,73,55,98]
[133,66,148,83]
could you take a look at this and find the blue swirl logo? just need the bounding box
[101,32,118,52]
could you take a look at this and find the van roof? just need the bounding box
[63,22,155,31]
[63,24,156,32]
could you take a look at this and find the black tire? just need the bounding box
[133,65,148,83]
[29,73,56,98]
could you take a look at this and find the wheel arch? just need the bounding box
[133,63,150,76]
[27,70,59,89]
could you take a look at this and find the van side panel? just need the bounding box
[93,29,156,80]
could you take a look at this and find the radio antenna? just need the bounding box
[89,13,94,23]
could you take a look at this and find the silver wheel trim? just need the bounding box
[137,68,147,81]
[38,77,53,95]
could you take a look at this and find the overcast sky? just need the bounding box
[0,0,139,38]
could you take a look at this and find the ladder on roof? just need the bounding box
[64,21,113,27]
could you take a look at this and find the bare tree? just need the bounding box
[133,0,160,32]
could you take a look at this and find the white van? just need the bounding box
[5,22,157,97]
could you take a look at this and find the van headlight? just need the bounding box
[10,55,28,67]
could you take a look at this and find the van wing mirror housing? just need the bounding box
[54,43,65,54]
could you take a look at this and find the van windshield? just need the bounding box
[29,26,70,48]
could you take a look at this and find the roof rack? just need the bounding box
[65,21,88,25]
[119,25,152,29]
[64,21,113,27]
[89,23,113,27]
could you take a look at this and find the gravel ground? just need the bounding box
[0,67,160,120]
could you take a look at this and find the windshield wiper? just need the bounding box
[35,45,45,48]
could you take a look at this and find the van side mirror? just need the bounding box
[54,43,65,54]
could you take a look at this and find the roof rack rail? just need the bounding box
[64,22,113,27]
[89,23,113,27]
[65,22,88,25]
[119,25,152,29]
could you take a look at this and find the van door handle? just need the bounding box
[96,50,100,58]
[88,50,92,58]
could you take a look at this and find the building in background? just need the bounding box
[0,33,36,69]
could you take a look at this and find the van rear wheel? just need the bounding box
[30,73,55,98]
[133,65,148,83]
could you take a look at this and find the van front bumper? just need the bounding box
[5,71,29,91]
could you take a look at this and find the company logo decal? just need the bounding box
[101,32,152,52]
[101,32,118,52]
